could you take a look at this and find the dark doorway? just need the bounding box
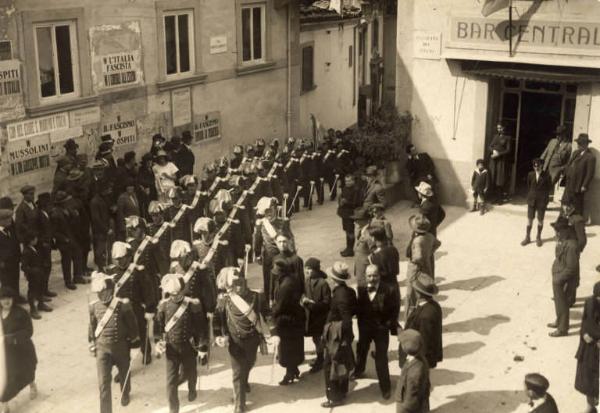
[514,92,562,194]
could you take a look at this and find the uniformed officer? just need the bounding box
[214,267,270,413]
[253,197,294,302]
[230,145,244,172]
[88,273,140,413]
[164,187,191,243]
[147,201,171,277]
[110,241,157,365]
[192,217,228,284]
[155,274,208,413]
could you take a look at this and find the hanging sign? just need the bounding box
[6,113,69,141]
[193,111,221,143]
[6,134,52,176]
[101,115,137,147]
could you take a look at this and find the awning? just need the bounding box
[459,60,600,84]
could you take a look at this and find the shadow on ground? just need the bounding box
[443,314,511,335]
[432,390,524,413]
[438,275,505,292]
[430,368,474,387]
[443,341,485,359]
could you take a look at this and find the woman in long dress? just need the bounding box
[152,149,179,205]
[575,281,600,413]
[0,287,38,413]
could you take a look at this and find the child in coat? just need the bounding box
[21,236,53,319]
[471,159,490,215]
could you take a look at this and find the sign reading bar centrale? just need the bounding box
[448,17,600,54]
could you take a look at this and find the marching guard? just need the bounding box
[155,274,208,413]
[88,273,140,413]
[214,267,270,413]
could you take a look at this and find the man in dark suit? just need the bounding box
[337,175,363,257]
[36,193,56,298]
[0,209,25,303]
[90,183,115,271]
[368,226,400,286]
[406,144,437,205]
[403,273,443,369]
[416,182,444,237]
[14,185,40,245]
[116,178,141,241]
[362,165,386,210]
[353,264,399,399]
[176,131,195,177]
[522,373,559,413]
[562,133,597,215]
[521,158,552,247]
[395,329,430,413]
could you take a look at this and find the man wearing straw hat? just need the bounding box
[88,272,140,412]
[320,262,357,408]
[415,181,445,237]
[155,273,207,413]
[214,267,270,413]
[402,273,443,370]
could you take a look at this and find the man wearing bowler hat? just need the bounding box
[562,133,596,214]
[395,329,431,413]
[402,273,443,369]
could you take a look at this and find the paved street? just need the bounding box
[7,198,598,413]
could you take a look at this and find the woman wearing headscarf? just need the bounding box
[271,259,305,385]
[0,287,38,413]
[575,281,600,413]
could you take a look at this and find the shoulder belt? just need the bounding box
[165,297,200,333]
[229,293,267,336]
[93,297,129,338]
[262,218,278,240]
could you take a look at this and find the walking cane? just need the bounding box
[308,180,315,209]
[282,193,289,219]
[119,350,140,402]
[287,186,302,216]
[329,174,340,198]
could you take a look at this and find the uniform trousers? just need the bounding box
[228,335,259,412]
[96,342,131,413]
[553,278,577,333]
[166,343,197,413]
[355,326,391,394]
[39,245,52,293]
[261,253,275,303]
[132,302,152,364]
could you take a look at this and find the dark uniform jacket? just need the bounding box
[327,283,357,341]
[356,282,400,334]
[304,270,331,337]
[88,298,139,350]
[175,145,195,177]
[156,296,207,350]
[369,245,400,284]
[112,265,158,314]
[253,217,293,260]
[172,262,217,314]
[164,204,191,243]
[215,290,268,344]
[14,201,39,243]
[128,237,161,304]
[526,170,552,207]
[405,300,443,368]
[337,184,363,220]
[395,356,430,413]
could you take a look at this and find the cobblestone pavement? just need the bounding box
[6,198,598,413]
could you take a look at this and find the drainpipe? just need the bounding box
[286,3,292,138]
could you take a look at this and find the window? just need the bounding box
[34,22,79,99]
[0,41,11,61]
[164,11,194,76]
[241,4,266,64]
[301,45,314,92]
[348,45,353,68]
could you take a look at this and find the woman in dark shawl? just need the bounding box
[575,281,600,413]
[0,287,38,412]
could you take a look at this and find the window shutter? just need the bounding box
[302,46,314,92]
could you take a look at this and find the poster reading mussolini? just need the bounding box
[6,134,52,176]
[89,21,144,92]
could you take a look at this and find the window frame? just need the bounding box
[301,42,315,94]
[162,9,195,79]
[33,20,80,102]
[235,0,273,70]
[240,3,266,65]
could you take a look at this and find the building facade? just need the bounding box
[396,0,600,222]
[298,0,396,138]
[0,0,300,197]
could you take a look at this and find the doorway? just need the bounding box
[497,79,577,196]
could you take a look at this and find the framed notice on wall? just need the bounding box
[171,88,192,128]
[193,112,221,143]
[6,134,52,176]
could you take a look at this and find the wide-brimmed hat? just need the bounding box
[350,207,371,221]
[53,191,72,204]
[575,133,592,144]
[398,329,422,355]
[0,286,17,299]
[67,169,84,181]
[0,197,14,210]
[36,192,52,207]
[329,262,350,283]
[550,217,570,231]
[412,273,438,296]
[409,214,431,234]
[98,142,113,156]
[415,182,434,197]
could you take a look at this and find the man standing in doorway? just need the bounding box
[562,133,596,215]
[540,125,572,202]
[488,122,512,204]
